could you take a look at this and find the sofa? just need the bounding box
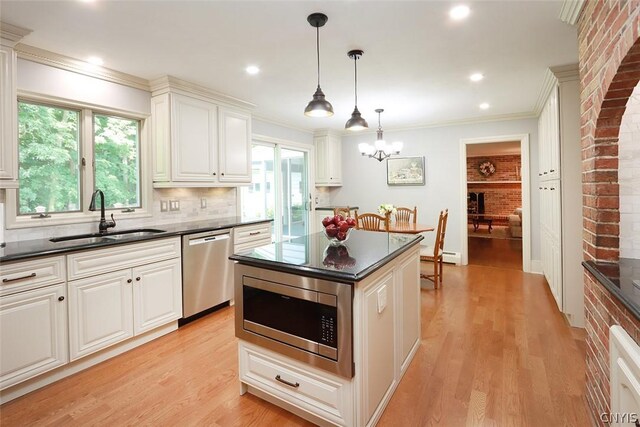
[508,208,522,238]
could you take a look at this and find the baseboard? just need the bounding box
[443,251,461,265]
[530,259,543,274]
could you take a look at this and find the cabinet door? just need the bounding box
[314,136,329,185]
[68,270,133,361]
[132,258,182,335]
[218,107,251,182]
[0,45,18,185]
[362,272,396,424]
[171,93,218,181]
[0,284,68,390]
[327,135,342,185]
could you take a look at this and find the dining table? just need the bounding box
[387,222,434,234]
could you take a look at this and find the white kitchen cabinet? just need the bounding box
[150,76,253,187]
[171,93,218,181]
[218,107,252,183]
[0,283,68,390]
[67,238,182,361]
[315,131,342,186]
[132,258,182,335]
[234,222,272,253]
[610,325,640,426]
[396,251,421,374]
[0,43,18,187]
[68,270,133,361]
[537,65,583,327]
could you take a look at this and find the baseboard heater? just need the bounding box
[443,251,461,265]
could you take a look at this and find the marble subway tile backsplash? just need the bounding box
[619,85,640,259]
[3,187,238,243]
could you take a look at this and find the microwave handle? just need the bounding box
[243,276,336,307]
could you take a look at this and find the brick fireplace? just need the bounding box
[579,1,640,425]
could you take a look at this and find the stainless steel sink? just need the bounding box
[50,229,166,243]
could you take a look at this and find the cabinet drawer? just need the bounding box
[67,237,180,281]
[234,223,272,246]
[234,237,272,254]
[1,256,66,296]
[239,342,350,425]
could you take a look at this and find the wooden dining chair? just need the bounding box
[333,206,351,218]
[420,209,449,289]
[394,206,417,224]
[354,210,390,231]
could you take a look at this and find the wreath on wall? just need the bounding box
[478,160,496,177]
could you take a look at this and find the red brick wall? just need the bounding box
[467,154,521,182]
[467,155,522,217]
[579,1,640,425]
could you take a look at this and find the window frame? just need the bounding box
[6,93,152,229]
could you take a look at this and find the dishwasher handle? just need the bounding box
[188,234,230,246]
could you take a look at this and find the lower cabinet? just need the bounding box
[610,326,640,426]
[68,258,181,361]
[0,284,68,390]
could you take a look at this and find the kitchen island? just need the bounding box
[230,230,423,427]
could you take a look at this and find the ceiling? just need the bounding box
[0,1,578,132]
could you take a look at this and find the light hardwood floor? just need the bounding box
[0,263,588,426]
[468,236,523,271]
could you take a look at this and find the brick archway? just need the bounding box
[583,37,640,263]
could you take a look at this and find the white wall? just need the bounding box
[331,117,540,260]
[252,118,313,145]
[619,84,640,259]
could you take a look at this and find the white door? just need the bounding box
[132,258,182,335]
[218,107,251,182]
[171,93,217,181]
[0,284,68,390]
[68,270,133,361]
[281,147,311,239]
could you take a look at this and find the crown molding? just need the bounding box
[0,22,32,47]
[534,63,579,115]
[313,128,343,138]
[251,114,314,135]
[15,44,150,91]
[149,75,255,110]
[559,0,585,25]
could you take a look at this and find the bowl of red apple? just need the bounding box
[321,214,357,246]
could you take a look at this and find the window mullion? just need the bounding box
[82,109,95,214]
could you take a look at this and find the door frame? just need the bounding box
[459,134,531,273]
[243,134,314,242]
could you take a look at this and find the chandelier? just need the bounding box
[357,109,403,162]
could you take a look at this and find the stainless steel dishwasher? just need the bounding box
[181,229,232,319]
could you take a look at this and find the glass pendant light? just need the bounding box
[304,13,333,117]
[345,49,368,131]
[358,109,402,162]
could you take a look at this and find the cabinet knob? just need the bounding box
[135,277,141,281]
[127,279,132,283]
[58,296,65,302]
[538,173,542,176]
[212,172,216,176]
[221,172,225,176]
[543,171,548,174]
[550,169,555,172]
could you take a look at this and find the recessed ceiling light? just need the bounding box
[246,65,260,75]
[87,56,103,66]
[450,5,470,21]
[479,103,490,110]
[470,73,484,82]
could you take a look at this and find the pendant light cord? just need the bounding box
[316,26,320,87]
[354,56,358,106]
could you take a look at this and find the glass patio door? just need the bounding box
[241,143,310,242]
[280,148,309,240]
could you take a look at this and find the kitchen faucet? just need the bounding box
[89,189,116,234]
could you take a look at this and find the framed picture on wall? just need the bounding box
[387,156,425,186]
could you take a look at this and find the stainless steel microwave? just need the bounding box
[234,264,353,378]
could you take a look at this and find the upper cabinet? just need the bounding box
[0,24,31,188]
[315,130,342,186]
[150,76,253,188]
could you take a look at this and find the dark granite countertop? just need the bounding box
[0,217,272,263]
[230,229,422,283]
[583,258,640,320]
[315,206,359,211]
